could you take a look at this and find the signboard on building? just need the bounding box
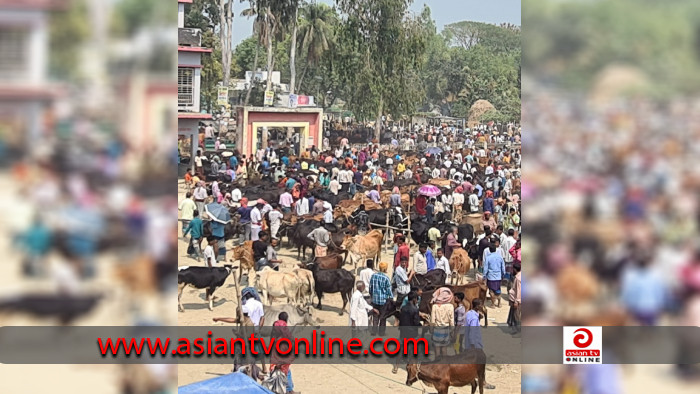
[264,90,275,106]
[289,94,298,108]
[297,95,315,106]
[217,87,229,105]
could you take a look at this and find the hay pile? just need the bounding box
[336,199,383,218]
[468,100,495,124]
[428,178,452,187]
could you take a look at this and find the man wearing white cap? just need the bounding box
[322,202,334,227]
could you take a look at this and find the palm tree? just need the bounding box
[296,2,335,92]
[240,3,264,106]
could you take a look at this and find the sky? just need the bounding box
[232,0,521,47]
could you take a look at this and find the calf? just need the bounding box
[262,304,321,327]
[230,242,255,285]
[341,229,384,269]
[449,248,472,285]
[256,267,303,306]
[309,264,354,315]
[406,359,485,394]
[178,265,234,312]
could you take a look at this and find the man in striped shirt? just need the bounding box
[369,262,392,336]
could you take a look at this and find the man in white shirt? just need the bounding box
[322,203,334,225]
[501,228,517,265]
[204,124,215,139]
[359,260,375,298]
[434,248,452,276]
[268,205,284,239]
[203,236,218,268]
[295,196,310,216]
[394,257,414,305]
[413,244,428,275]
[469,191,480,213]
[194,151,204,176]
[329,177,340,195]
[338,169,352,192]
[179,192,196,236]
[231,188,242,204]
[404,168,413,180]
[250,200,264,241]
[350,282,374,329]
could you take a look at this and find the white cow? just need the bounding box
[256,267,303,305]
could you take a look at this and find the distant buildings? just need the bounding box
[177,0,211,165]
[0,0,63,150]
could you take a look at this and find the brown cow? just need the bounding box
[340,229,384,269]
[420,282,488,326]
[406,359,485,394]
[230,241,255,284]
[312,254,345,270]
[449,248,472,285]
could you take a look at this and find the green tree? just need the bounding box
[184,0,223,112]
[48,0,90,80]
[296,2,335,92]
[336,0,428,139]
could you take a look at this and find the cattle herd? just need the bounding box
[179,125,521,394]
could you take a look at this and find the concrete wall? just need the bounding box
[178,3,184,28]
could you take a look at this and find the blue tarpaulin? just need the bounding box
[178,373,274,394]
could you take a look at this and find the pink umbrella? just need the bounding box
[418,184,442,197]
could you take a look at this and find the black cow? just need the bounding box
[411,269,447,291]
[308,264,354,315]
[178,265,233,312]
[0,294,102,325]
[288,220,347,262]
[203,220,240,241]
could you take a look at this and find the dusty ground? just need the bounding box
[0,174,177,393]
[177,185,522,393]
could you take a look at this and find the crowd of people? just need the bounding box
[522,92,700,391]
[179,121,522,393]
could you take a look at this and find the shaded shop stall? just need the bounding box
[235,106,323,157]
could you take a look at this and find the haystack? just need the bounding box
[468,100,495,127]
[589,64,650,105]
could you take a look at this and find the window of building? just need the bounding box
[0,28,29,80]
[178,68,194,106]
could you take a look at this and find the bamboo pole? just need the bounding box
[385,208,390,254]
[232,268,243,327]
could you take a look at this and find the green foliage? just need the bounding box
[335,0,428,125]
[200,31,224,112]
[523,0,700,93]
[480,109,509,124]
[111,0,175,37]
[48,0,90,80]
[419,17,520,121]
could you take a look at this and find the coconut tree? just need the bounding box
[240,2,265,105]
[296,1,335,92]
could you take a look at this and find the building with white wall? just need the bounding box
[178,0,212,167]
